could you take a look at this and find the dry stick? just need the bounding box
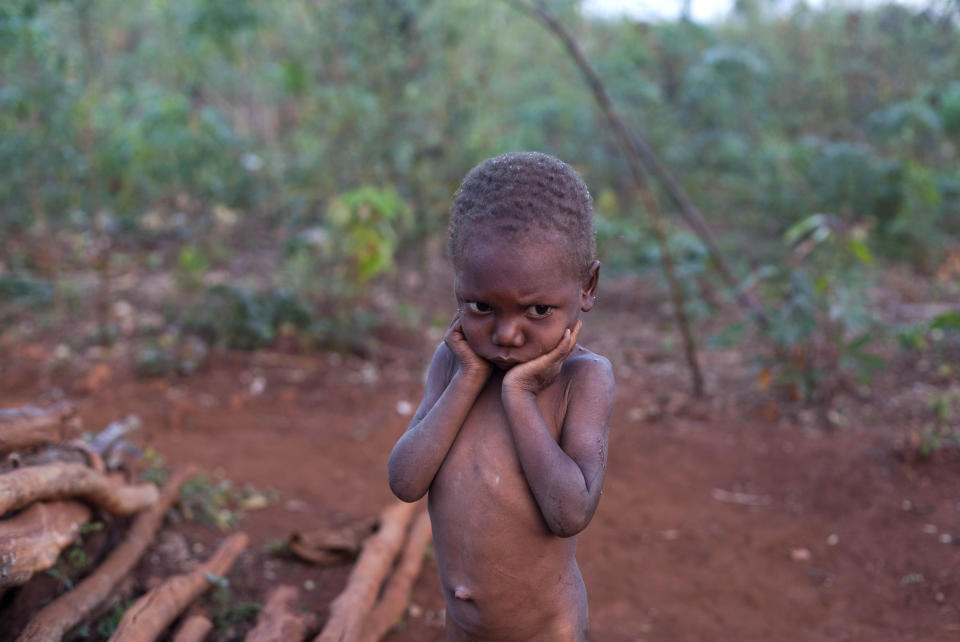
[504,0,706,396]
[315,500,419,642]
[640,188,705,397]
[511,0,768,329]
[244,585,318,642]
[0,462,159,516]
[108,531,249,642]
[359,510,433,642]
[171,614,214,642]
[1,443,106,475]
[0,403,79,454]
[0,500,92,587]
[16,465,198,642]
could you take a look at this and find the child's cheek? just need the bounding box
[459,322,484,354]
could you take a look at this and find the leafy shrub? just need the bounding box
[753,214,884,403]
[183,284,313,351]
[866,100,943,153]
[0,271,52,322]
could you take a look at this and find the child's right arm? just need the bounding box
[388,316,491,502]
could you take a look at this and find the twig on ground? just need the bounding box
[360,510,432,642]
[108,531,249,642]
[314,500,419,642]
[244,585,318,642]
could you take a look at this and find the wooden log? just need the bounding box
[0,461,158,516]
[171,614,213,642]
[0,403,79,454]
[359,510,432,642]
[1,443,105,475]
[288,516,376,566]
[244,585,318,642]
[0,500,92,587]
[108,531,249,642]
[314,500,418,642]
[16,465,198,642]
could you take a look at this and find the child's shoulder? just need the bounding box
[563,345,614,385]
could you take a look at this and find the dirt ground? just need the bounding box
[1,269,959,641]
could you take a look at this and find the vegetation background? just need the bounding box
[1,0,959,639]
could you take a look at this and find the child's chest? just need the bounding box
[439,377,567,495]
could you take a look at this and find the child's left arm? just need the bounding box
[501,321,615,537]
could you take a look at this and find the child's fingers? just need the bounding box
[569,320,583,347]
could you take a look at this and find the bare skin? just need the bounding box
[388,237,615,641]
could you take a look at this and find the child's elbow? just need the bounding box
[387,459,426,503]
[389,478,425,503]
[546,509,593,538]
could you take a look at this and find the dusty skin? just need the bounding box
[388,238,615,641]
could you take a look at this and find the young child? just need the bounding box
[388,152,614,641]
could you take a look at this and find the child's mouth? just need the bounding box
[489,356,521,370]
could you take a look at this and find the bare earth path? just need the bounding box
[1,279,958,641]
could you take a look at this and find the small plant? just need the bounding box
[177,472,274,531]
[210,576,261,633]
[753,214,885,404]
[94,599,135,638]
[916,389,960,458]
[0,271,53,323]
[140,447,170,486]
[182,284,314,351]
[174,246,211,292]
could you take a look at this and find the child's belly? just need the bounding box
[427,390,584,638]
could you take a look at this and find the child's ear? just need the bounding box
[580,261,600,312]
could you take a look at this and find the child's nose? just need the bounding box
[492,318,524,347]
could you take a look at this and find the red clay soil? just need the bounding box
[1,277,958,641]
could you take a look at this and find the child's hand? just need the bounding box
[503,320,582,396]
[444,312,492,384]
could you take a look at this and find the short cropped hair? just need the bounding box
[448,151,595,277]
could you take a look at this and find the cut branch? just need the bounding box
[0,500,92,587]
[16,465,198,642]
[288,517,376,566]
[171,614,213,642]
[0,403,79,454]
[2,443,105,475]
[244,585,318,642]
[108,531,249,642]
[315,500,419,642]
[360,510,432,642]
[0,462,159,516]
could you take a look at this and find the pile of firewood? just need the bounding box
[0,403,433,642]
[0,403,250,641]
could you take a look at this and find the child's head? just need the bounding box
[448,151,595,279]
[448,152,599,368]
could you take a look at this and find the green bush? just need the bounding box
[753,214,885,403]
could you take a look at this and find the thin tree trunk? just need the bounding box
[504,0,709,395]
[506,0,768,329]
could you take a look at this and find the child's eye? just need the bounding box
[526,304,553,319]
[466,301,492,314]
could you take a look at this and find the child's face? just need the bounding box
[454,235,598,370]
